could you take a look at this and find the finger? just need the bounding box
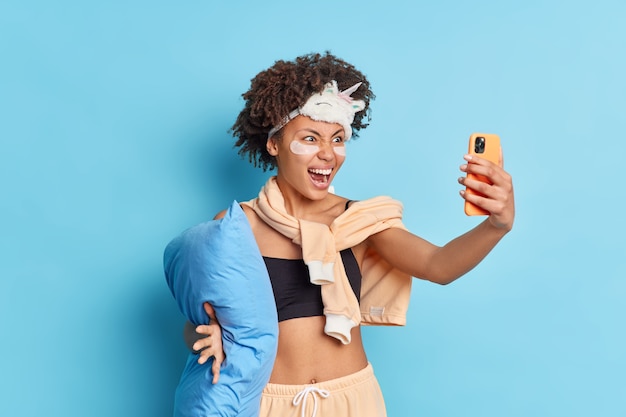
[460,155,486,176]
[464,153,498,168]
[467,153,506,173]
[197,347,214,365]
[463,159,503,187]
[195,324,214,336]
[203,302,217,322]
[211,356,222,384]
[459,188,494,215]
[192,337,212,353]
[464,153,486,165]
[460,174,493,197]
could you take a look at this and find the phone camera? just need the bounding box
[474,137,486,154]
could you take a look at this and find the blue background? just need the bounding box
[2,1,625,416]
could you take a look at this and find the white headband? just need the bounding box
[267,81,366,141]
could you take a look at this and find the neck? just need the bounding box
[274,176,338,224]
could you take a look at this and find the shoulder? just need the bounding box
[348,195,405,216]
[240,204,276,235]
[240,204,260,223]
[315,194,354,225]
[212,204,260,224]
[213,209,228,220]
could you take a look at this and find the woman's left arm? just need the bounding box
[367,154,514,285]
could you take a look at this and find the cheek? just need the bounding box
[290,141,319,155]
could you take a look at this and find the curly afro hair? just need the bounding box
[230,52,375,171]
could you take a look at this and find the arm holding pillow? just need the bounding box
[164,201,278,417]
[183,303,225,384]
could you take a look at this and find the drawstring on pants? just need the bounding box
[292,386,330,417]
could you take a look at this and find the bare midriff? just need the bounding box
[268,316,368,384]
[243,205,370,385]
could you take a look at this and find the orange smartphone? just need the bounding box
[464,133,502,216]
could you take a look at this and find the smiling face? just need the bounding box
[266,115,346,202]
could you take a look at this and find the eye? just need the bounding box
[332,136,344,144]
[303,136,316,142]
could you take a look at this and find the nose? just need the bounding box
[316,141,335,160]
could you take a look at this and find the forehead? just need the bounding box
[285,115,344,136]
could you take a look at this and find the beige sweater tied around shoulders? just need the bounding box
[242,177,412,344]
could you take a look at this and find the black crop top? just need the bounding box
[263,249,362,322]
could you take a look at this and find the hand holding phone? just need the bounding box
[464,133,502,216]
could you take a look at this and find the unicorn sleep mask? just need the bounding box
[267,80,365,140]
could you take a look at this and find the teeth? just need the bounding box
[309,168,332,175]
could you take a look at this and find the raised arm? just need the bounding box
[367,153,514,285]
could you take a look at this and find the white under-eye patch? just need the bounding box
[290,141,346,156]
[290,141,319,155]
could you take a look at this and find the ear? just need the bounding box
[266,137,279,156]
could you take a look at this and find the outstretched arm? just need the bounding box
[367,153,514,285]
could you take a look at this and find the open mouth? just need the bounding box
[308,168,332,186]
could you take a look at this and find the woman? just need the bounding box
[185,52,515,416]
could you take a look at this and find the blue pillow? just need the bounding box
[164,201,278,417]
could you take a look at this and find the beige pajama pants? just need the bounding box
[259,363,386,417]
